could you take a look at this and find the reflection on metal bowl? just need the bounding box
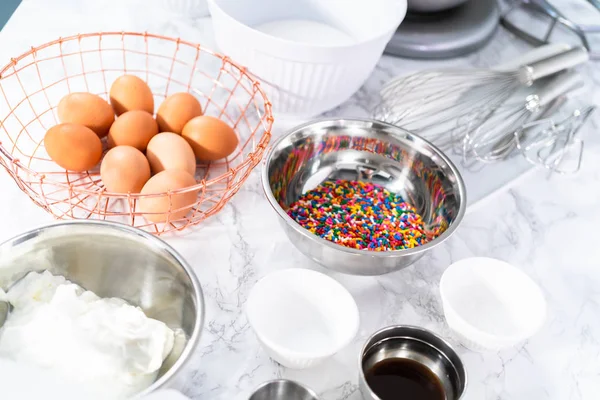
[262,119,466,276]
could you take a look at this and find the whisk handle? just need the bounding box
[531,70,585,109]
[518,47,589,85]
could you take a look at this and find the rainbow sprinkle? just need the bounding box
[286,180,441,251]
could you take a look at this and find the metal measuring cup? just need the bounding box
[359,325,467,400]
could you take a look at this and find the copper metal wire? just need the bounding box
[0,32,274,235]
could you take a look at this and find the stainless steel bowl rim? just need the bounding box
[359,324,468,399]
[0,220,205,398]
[250,379,321,399]
[261,118,467,258]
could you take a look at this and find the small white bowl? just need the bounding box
[246,268,360,369]
[440,257,547,352]
[208,0,407,118]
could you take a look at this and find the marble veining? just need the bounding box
[0,0,599,399]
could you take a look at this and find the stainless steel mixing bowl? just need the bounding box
[262,119,466,276]
[0,220,204,397]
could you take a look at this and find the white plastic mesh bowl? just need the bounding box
[208,0,407,118]
[440,257,547,352]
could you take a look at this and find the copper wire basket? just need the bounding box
[0,32,273,234]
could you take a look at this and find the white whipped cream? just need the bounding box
[0,271,175,399]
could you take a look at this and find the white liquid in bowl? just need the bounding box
[254,19,356,46]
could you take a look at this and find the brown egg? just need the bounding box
[146,132,197,176]
[57,93,114,138]
[109,75,154,116]
[44,123,102,172]
[108,110,158,151]
[139,170,198,223]
[100,146,151,193]
[181,116,239,161]
[156,92,203,134]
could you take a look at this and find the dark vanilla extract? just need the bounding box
[365,358,445,400]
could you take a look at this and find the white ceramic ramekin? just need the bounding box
[440,257,547,352]
[246,268,360,369]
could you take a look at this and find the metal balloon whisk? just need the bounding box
[463,70,585,165]
[372,47,589,151]
[514,104,597,174]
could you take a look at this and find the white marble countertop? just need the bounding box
[0,1,599,399]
